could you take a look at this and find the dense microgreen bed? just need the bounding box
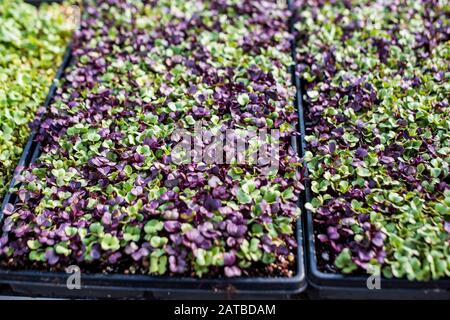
[0,0,75,204]
[296,0,450,280]
[0,0,302,278]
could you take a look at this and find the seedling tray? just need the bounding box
[297,70,450,301]
[0,0,306,300]
[0,55,306,301]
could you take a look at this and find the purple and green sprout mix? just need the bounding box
[296,0,450,280]
[0,0,303,278]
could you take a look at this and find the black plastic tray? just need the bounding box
[296,47,450,301]
[25,0,64,5]
[0,0,307,300]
